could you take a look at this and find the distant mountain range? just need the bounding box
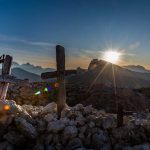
[123,65,150,73]
[1,60,150,87]
[12,68,42,82]
[12,62,55,75]
[67,60,150,89]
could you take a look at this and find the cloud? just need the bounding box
[129,41,140,50]
[0,34,55,47]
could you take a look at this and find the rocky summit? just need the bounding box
[0,100,150,150]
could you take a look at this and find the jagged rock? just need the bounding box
[66,138,83,150]
[101,116,116,129]
[0,141,14,150]
[88,121,95,128]
[91,131,109,149]
[79,125,87,134]
[78,133,85,142]
[61,107,71,118]
[91,127,102,134]
[0,100,33,124]
[84,105,93,115]
[143,122,150,136]
[37,119,47,132]
[60,117,70,126]
[44,113,55,122]
[45,145,55,150]
[111,126,132,140]
[101,144,111,150]
[33,144,45,150]
[0,100,31,119]
[45,134,53,145]
[123,147,132,150]
[15,117,38,139]
[63,126,78,140]
[52,134,60,144]
[76,116,86,126]
[88,59,99,70]
[55,143,63,150]
[47,120,65,133]
[73,104,84,111]
[41,102,57,115]
[3,131,26,146]
[132,143,150,150]
[0,101,149,149]
[84,133,92,147]
[114,143,130,150]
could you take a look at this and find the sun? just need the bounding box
[103,50,120,63]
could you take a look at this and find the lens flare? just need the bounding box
[3,105,10,111]
[44,87,48,92]
[54,83,59,88]
[34,91,41,95]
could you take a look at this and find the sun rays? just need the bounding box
[102,50,121,64]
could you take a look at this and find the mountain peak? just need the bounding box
[88,59,111,70]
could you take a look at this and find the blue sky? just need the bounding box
[0,0,150,69]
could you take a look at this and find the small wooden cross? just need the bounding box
[41,45,77,117]
[0,55,26,100]
[0,55,13,100]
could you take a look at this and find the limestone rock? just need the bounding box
[41,102,57,115]
[66,138,83,150]
[33,144,45,150]
[47,120,65,133]
[15,117,38,139]
[133,143,150,150]
[45,145,55,150]
[73,104,84,111]
[3,131,26,146]
[0,141,14,150]
[44,113,55,122]
[101,116,116,129]
[84,105,93,115]
[63,126,78,140]
[92,131,109,149]
[37,119,47,132]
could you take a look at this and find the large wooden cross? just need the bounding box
[41,45,77,117]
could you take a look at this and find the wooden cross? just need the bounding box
[0,55,13,100]
[41,45,77,117]
[0,55,27,100]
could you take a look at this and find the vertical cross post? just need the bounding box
[56,45,66,117]
[41,45,77,118]
[0,55,13,100]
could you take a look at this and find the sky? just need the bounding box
[0,0,150,69]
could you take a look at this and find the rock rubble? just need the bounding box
[0,100,150,150]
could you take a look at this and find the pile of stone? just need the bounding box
[0,100,150,150]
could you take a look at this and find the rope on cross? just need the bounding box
[41,45,77,118]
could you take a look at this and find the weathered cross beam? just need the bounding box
[41,45,77,117]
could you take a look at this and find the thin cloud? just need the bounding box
[129,41,140,50]
[0,34,55,47]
